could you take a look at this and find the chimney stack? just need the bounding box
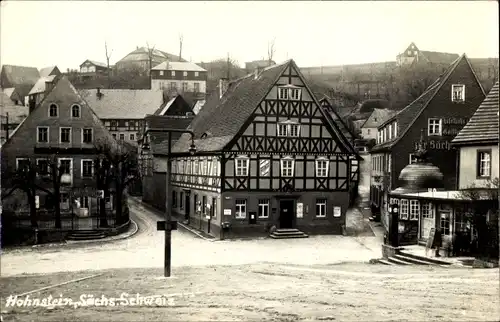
[219,78,229,99]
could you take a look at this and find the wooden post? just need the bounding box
[165,132,172,277]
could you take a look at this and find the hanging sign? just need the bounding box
[296,203,303,218]
[333,206,341,217]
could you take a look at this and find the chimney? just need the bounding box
[219,78,229,99]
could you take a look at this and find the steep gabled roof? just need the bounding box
[419,51,459,65]
[154,95,193,116]
[79,89,162,119]
[372,54,479,151]
[28,75,57,95]
[39,66,59,78]
[0,92,28,123]
[361,108,396,129]
[152,61,206,72]
[117,47,186,64]
[80,60,108,68]
[1,65,40,88]
[452,81,499,145]
[172,59,358,156]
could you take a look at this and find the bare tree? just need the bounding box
[179,33,184,62]
[397,63,442,101]
[146,42,156,77]
[105,41,113,89]
[267,37,276,65]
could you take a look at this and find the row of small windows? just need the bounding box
[48,103,81,118]
[235,157,329,178]
[278,86,302,101]
[377,122,398,144]
[232,198,332,219]
[159,70,200,77]
[158,81,201,92]
[37,127,93,144]
[16,158,94,178]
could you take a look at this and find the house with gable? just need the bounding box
[0,91,29,144]
[1,76,118,237]
[360,108,397,141]
[369,54,486,235]
[164,59,359,239]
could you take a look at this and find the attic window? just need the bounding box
[451,84,465,102]
[49,103,58,117]
[277,120,300,137]
[278,85,302,101]
[72,104,81,118]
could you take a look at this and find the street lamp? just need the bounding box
[141,128,196,277]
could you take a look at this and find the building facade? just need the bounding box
[360,108,396,141]
[166,60,359,239]
[370,54,486,231]
[150,61,207,95]
[114,47,185,73]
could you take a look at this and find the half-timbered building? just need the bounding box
[167,59,359,239]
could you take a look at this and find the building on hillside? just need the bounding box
[0,76,118,233]
[1,91,29,144]
[138,114,194,211]
[245,60,276,73]
[79,60,111,80]
[397,42,460,67]
[360,108,396,140]
[163,59,360,239]
[386,81,499,252]
[369,54,486,232]
[28,67,63,112]
[0,65,40,89]
[150,61,207,96]
[79,88,166,144]
[114,46,185,73]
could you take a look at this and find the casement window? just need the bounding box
[421,202,433,219]
[280,157,295,177]
[278,87,289,100]
[183,71,188,77]
[82,128,93,143]
[409,200,420,221]
[277,122,300,137]
[37,126,49,143]
[290,88,301,100]
[454,207,469,233]
[202,195,207,214]
[451,84,465,102]
[440,212,451,236]
[477,150,491,178]
[194,159,200,176]
[72,104,81,118]
[60,127,71,143]
[194,82,200,92]
[182,82,188,92]
[258,199,270,218]
[278,86,302,101]
[58,158,73,184]
[129,133,135,141]
[259,159,270,176]
[170,82,177,90]
[119,133,125,141]
[377,130,382,143]
[60,193,70,210]
[235,157,249,176]
[159,71,164,76]
[16,158,30,171]
[235,199,247,219]
[316,198,327,218]
[48,103,58,117]
[212,197,217,218]
[428,118,442,136]
[81,159,93,177]
[36,159,49,176]
[112,133,117,139]
[195,72,199,77]
[171,71,175,76]
[400,199,409,220]
[388,124,392,140]
[315,158,329,177]
[202,159,208,176]
[409,153,418,164]
[393,122,398,137]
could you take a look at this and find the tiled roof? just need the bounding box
[172,59,357,155]
[0,92,29,123]
[371,55,466,152]
[80,60,108,68]
[452,81,499,145]
[361,108,396,128]
[28,75,57,95]
[419,51,459,65]
[117,47,185,63]
[39,66,58,78]
[153,95,193,116]
[1,65,40,87]
[152,61,206,72]
[79,89,163,119]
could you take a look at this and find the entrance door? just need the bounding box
[279,199,295,229]
[184,193,190,221]
[421,203,435,239]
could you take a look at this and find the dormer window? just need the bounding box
[72,104,81,118]
[278,85,302,101]
[235,157,249,176]
[451,84,465,102]
[277,121,300,137]
[49,103,58,117]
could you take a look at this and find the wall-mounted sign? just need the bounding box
[333,206,341,217]
[413,140,452,151]
[296,203,304,218]
[223,209,232,216]
[442,117,468,125]
[35,196,40,209]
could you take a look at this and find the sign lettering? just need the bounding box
[414,140,453,151]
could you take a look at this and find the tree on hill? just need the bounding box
[396,63,443,101]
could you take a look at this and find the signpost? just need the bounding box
[389,203,399,247]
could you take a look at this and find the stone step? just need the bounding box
[269,233,309,239]
[387,256,411,265]
[272,230,307,236]
[398,251,452,266]
[275,228,300,233]
[66,234,107,241]
[393,254,431,265]
[377,259,394,265]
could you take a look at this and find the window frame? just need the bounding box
[400,199,409,220]
[194,71,199,77]
[82,128,93,144]
[280,157,295,177]
[315,157,329,177]
[36,158,49,177]
[409,200,420,221]
[16,157,30,171]
[451,84,465,102]
[81,159,94,178]
[59,127,72,143]
[409,153,418,164]
[58,157,73,183]
[71,104,81,118]
[258,199,270,218]
[48,103,58,118]
[477,149,492,178]
[428,118,442,136]
[235,199,247,219]
[171,71,175,76]
[37,126,49,143]
[315,198,327,218]
[119,133,125,141]
[129,133,135,141]
[421,202,433,219]
[235,157,249,177]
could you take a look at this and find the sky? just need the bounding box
[1,1,498,71]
